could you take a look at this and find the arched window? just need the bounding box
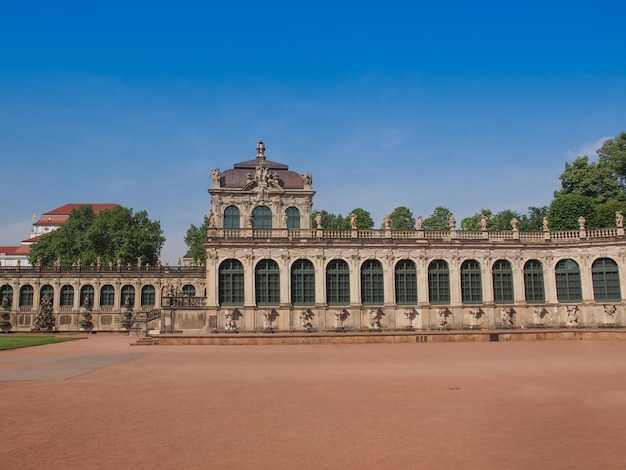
[19,285,34,307]
[80,285,95,307]
[428,260,450,305]
[253,206,272,229]
[493,260,513,304]
[255,259,280,305]
[224,206,240,229]
[286,207,300,229]
[100,284,115,307]
[395,259,417,305]
[326,259,350,306]
[182,284,196,297]
[141,285,156,307]
[524,260,545,303]
[40,284,54,302]
[121,285,135,306]
[0,285,13,308]
[361,259,384,305]
[592,257,621,302]
[555,259,582,303]
[60,285,74,307]
[219,259,244,305]
[291,259,315,305]
[461,260,482,304]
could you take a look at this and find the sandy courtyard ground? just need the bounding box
[1,335,626,469]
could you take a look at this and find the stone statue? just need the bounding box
[384,216,391,230]
[350,213,357,230]
[0,295,11,333]
[616,211,624,228]
[481,214,488,230]
[437,308,450,329]
[578,216,586,230]
[533,306,547,326]
[500,307,514,327]
[301,172,313,188]
[208,210,216,228]
[32,294,55,333]
[566,305,579,327]
[315,213,323,229]
[224,310,238,331]
[334,309,348,329]
[368,309,384,331]
[448,215,456,230]
[256,138,265,159]
[210,168,221,188]
[299,310,314,330]
[282,213,288,227]
[403,309,416,329]
[124,294,132,308]
[1,295,9,310]
[82,295,91,309]
[543,217,549,231]
[247,215,254,228]
[417,216,423,230]
[262,310,277,330]
[603,304,617,326]
[469,308,482,328]
[510,218,519,231]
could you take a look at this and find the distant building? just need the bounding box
[0,203,118,267]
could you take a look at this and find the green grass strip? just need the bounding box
[0,336,80,351]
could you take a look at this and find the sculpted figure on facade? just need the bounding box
[350,213,357,230]
[210,168,221,188]
[208,210,216,228]
[404,309,417,329]
[578,216,586,230]
[510,218,519,231]
[315,212,323,229]
[566,305,579,327]
[224,310,238,331]
[384,216,391,230]
[500,307,514,328]
[301,172,313,188]
[368,309,384,331]
[299,310,314,330]
[256,138,265,159]
[603,304,617,325]
[263,310,278,330]
[449,215,456,230]
[533,306,547,326]
[481,214,488,230]
[469,308,483,328]
[543,217,549,231]
[437,308,450,329]
[616,211,624,228]
[334,309,349,329]
[417,215,423,230]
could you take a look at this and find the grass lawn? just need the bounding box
[0,336,81,351]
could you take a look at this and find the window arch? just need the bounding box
[492,260,513,304]
[252,206,272,229]
[60,285,74,307]
[219,259,244,306]
[524,260,545,303]
[285,207,300,229]
[40,284,54,302]
[361,259,384,305]
[395,259,417,305]
[592,257,621,302]
[121,285,135,306]
[255,259,280,305]
[428,260,450,305]
[100,284,115,307]
[291,259,315,305]
[181,284,196,297]
[19,285,34,307]
[224,206,240,229]
[0,285,13,308]
[141,285,156,307]
[461,260,482,304]
[326,259,350,306]
[80,285,95,307]
[555,259,582,303]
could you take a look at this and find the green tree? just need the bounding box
[595,199,626,228]
[547,194,598,230]
[28,205,165,267]
[461,209,492,230]
[311,210,346,229]
[184,215,209,265]
[383,206,415,230]
[348,208,374,229]
[554,155,623,203]
[422,206,453,230]
[598,132,626,186]
[519,206,548,231]
[491,209,523,231]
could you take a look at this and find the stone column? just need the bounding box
[244,254,255,307]
[349,255,361,306]
[448,257,462,305]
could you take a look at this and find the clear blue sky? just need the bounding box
[1,0,625,262]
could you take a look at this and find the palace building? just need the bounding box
[1,139,625,333]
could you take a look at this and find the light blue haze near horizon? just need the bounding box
[1,0,625,262]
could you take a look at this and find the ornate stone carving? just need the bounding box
[616,211,624,228]
[403,308,417,329]
[32,294,55,332]
[500,307,514,328]
[566,305,579,327]
[0,295,11,333]
[350,213,357,230]
[603,304,617,326]
[299,310,314,331]
[262,309,278,331]
[533,306,548,326]
[437,308,451,329]
[119,294,132,330]
[224,309,240,332]
[210,168,221,188]
[334,309,349,330]
[468,308,483,328]
[368,309,385,331]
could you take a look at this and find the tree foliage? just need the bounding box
[311,210,347,229]
[554,155,623,203]
[547,194,598,230]
[595,199,626,228]
[599,132,626,186]
[383,206,415,230]
[422,206,453,230]
[461,209,492,230]
[348,208,375,229]
[184,215,209,265]
[28,205,165,267]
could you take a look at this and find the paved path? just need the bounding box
[1,335,626,469]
